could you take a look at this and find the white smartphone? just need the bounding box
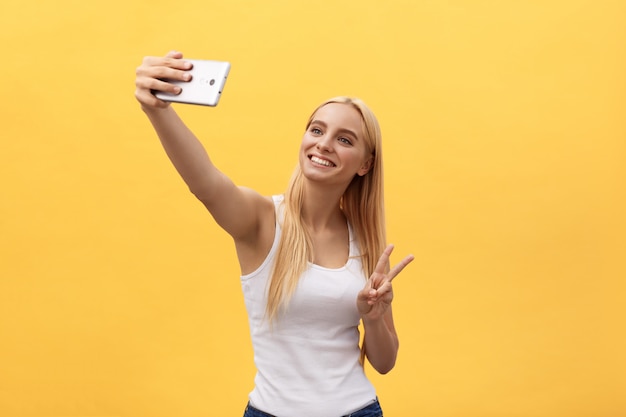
[155,59,231,106]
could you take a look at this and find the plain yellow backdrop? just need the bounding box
[1,1,625,416]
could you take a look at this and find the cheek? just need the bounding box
[300,134,315,152]
[298,136,311,163]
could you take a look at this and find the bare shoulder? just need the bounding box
[204,184,274,242]
[237,187,275,223]
[238,187,276,242]
[234,188,277,275]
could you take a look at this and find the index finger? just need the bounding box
[387,254,415,283]
[141,52,192,71]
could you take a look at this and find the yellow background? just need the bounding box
[1,0,624,416]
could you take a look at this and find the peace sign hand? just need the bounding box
[357,244,414,321]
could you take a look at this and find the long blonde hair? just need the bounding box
[265,97,387,322]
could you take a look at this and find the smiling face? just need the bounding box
[299,102,374,188]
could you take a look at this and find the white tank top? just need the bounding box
[240,195,377,417]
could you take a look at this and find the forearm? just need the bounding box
[142,105,220,201]
[362,314,399,374]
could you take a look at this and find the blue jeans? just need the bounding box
[243,398,383,417]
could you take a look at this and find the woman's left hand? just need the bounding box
[357,244,414,321]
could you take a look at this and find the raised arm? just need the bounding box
[134,51,272,243]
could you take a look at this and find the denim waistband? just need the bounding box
[243,403,275,417]
[243,398,382,417]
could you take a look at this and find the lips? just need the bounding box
[309,155,336,167]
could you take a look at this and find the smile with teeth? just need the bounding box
[310,155,336,167]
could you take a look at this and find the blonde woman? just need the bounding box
[135,51,414,417]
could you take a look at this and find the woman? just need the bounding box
[135,51,414,417]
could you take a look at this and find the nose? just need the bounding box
[316,134,334,153]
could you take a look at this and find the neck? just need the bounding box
[300,181,346,232]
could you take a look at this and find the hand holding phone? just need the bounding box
[154,59,231,107]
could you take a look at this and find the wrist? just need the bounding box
[141,103,170,114]
[361,314,387,327]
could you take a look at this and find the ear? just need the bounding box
[357,155,374,176]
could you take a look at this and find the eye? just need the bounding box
[339,137,353,145]
[311,127,323,135]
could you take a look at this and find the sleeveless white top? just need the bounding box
[240,195,377,417]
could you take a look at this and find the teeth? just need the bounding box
[311,156,335,167]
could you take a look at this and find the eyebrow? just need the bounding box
[310,120,359,140]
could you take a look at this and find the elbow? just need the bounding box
[189,184,215,205]
[369,347,398,375]
[373,358,396,375]
[368,339,399,375]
